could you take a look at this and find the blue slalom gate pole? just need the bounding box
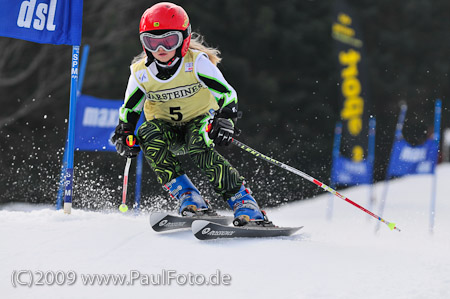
[77,45,90,96]
[327,121,342,220]
[62,46,80,214]
[376,103,407,232]
[57,45,90,210]
[367,116,376,215]
[429,99,442,234]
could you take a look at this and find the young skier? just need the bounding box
[111,2,267,226]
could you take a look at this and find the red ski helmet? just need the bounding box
[139,2,191,57]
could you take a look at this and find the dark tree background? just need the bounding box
[0,0,449,211]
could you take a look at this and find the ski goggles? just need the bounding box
[140,31,183,52]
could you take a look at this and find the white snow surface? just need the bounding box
[2,164,450,299]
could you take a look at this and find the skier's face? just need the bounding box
[153,48,176,63]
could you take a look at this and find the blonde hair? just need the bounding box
[189,32,222,65]
[132,32,222,65]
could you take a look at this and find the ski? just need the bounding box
[149,212,233,232]
[191,220,303,240]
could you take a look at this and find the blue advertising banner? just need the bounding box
[387,139,438,177]
[74,94,144,152]
[331,156,373,185]
[330,117,375,186]
[74,94,121,152]
[387,100,441,178]
[0,0,83,45]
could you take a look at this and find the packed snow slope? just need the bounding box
[2,164,450,299]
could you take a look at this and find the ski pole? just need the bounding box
[231,138,401,232]
[119,157,132,213]
[119,135,137,213]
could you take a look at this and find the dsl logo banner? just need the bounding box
[0,0,83,45]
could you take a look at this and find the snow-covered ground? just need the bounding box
[2,164,450,299]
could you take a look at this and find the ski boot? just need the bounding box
[165,174,216,216]
[227,185,271,226]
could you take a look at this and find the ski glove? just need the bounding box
[208,117,235,146]
[111,122,141,158]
